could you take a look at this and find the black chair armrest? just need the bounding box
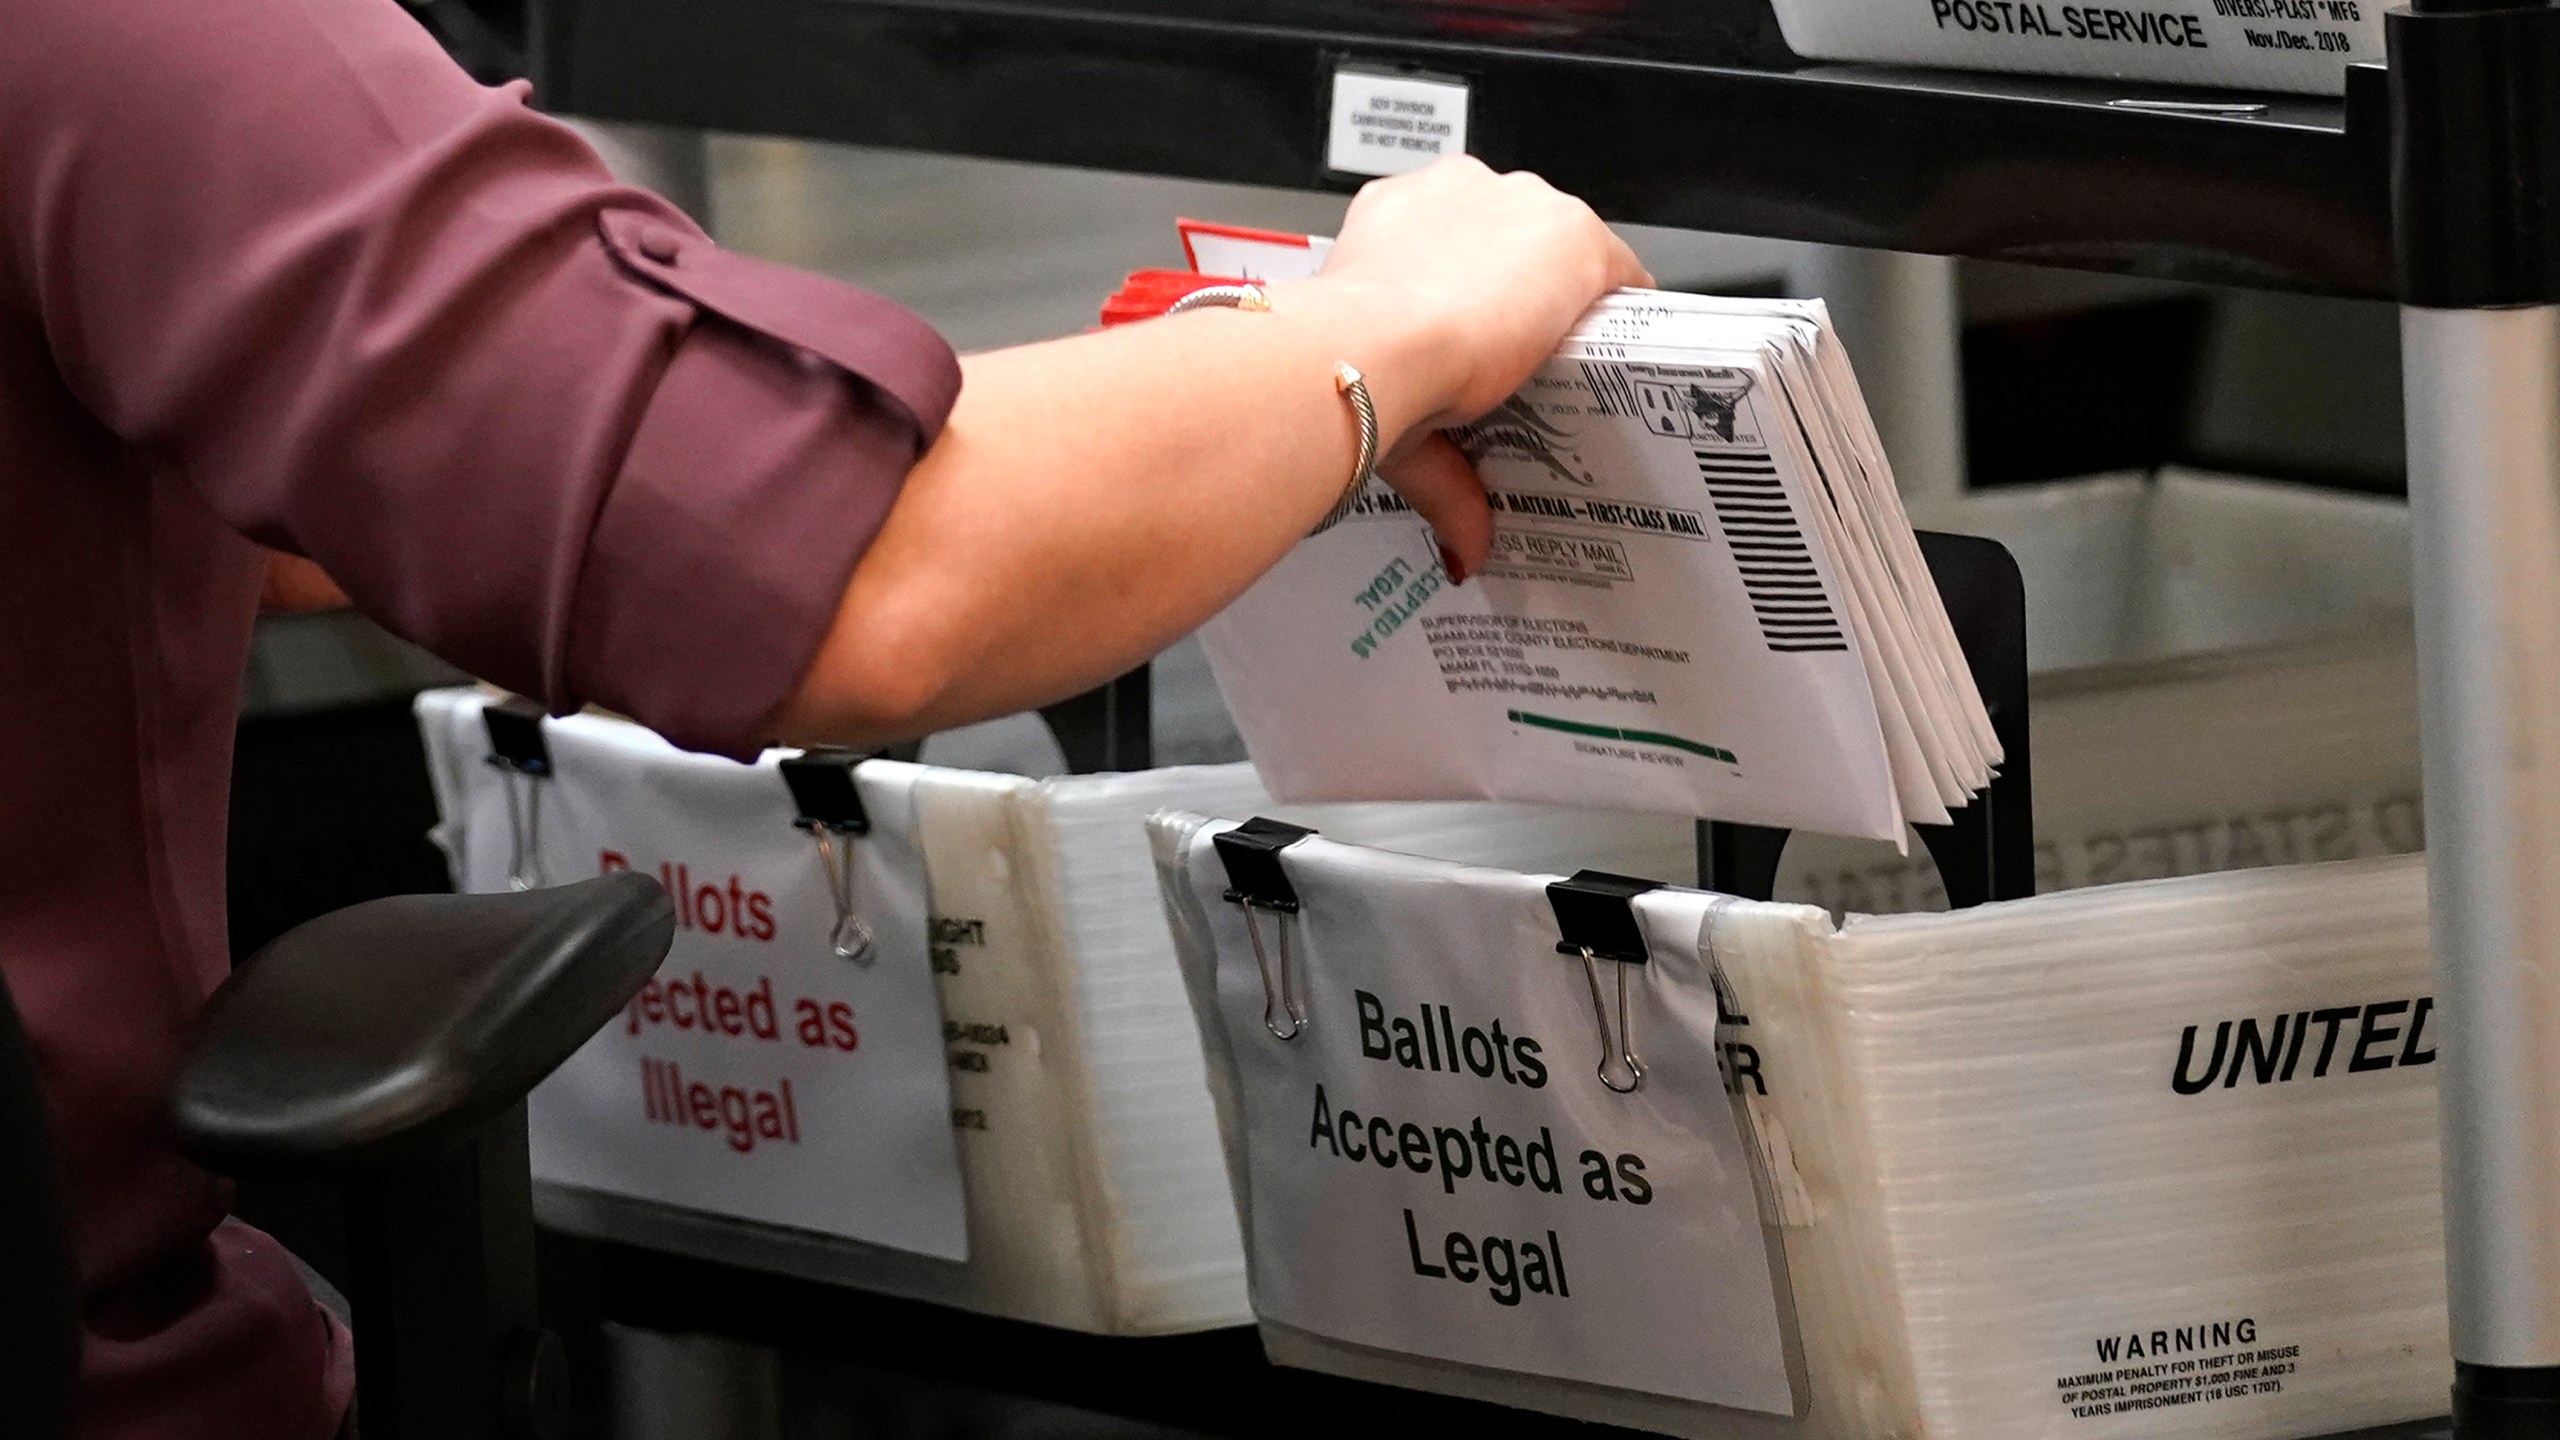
[171,873,673,1173]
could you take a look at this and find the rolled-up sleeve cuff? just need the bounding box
[564,215,962,760]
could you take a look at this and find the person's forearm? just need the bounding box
[259,552,350,613]
[769,158,1649,748]
[771,278,1452,746]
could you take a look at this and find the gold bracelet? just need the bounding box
[1165,283,1375,535]
[1320,362,1379,534]
[1164,282,1271,315]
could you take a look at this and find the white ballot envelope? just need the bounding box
[1144,224,1996,844]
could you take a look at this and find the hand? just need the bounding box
[1318,155,1653,427]
[1285,157,1651,578]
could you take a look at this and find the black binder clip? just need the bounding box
[1214,818,1316,1041]
[481,697,552,892]
[782,748,877,963]
[1547,870,1665,1094]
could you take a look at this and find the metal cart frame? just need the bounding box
[504,3,2560,1430]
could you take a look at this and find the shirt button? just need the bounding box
[637,231,681,265]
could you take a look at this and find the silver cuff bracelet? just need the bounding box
[1165,282,1376,535]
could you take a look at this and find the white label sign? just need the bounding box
[1178,826,1795,1411]
[445,707,969,1261]
[1766,0,2379,95]
[1326,67,1471,177]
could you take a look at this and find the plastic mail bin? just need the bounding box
[416,688,1698,1334]
[1781,470,2418,910]
[1165,831,2443,1440]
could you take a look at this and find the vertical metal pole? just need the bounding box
[2404,304,2560,1369]
[1795,246,1969,503]
[2391,6,2560,1429]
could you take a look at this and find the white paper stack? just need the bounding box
[415,688,1697,1333]
[1202,288,1996,845]
[1157,224,1993,845]
[1155,817,2446,1438]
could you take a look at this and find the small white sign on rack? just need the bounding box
[1163,817,1798,1414]
[1327,65,1472,177]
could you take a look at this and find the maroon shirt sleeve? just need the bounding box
[1,0,960,759]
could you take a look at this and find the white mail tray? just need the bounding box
[1203,845,2444,1440]
[417,689,1701,1335]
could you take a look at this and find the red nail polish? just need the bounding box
[1437,542,1468,586]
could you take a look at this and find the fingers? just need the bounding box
[1378,431,1494,583]
[1326,156,1650,424]
[1346,154,1492,219]
[1345,157,1640,290]
[1491,164,1653,292]
[1510,171,1651,291]
[1605,226,1656,290]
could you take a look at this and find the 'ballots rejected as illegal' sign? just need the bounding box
[1171,823,1796,1411]
[429,699,970,1263]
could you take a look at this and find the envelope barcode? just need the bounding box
[1582,361,1641,419]
[1699,450,1847,653]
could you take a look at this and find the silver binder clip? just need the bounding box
[1244,905,1307,1042]
[480,698,552,892]
[808,829,875,964]
[1576,945,1646,1095]
[1214,818,1318,1041]
[1546,870,1666,1095]
[781,750,877,964]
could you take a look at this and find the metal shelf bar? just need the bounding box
[531,0,2392,294]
